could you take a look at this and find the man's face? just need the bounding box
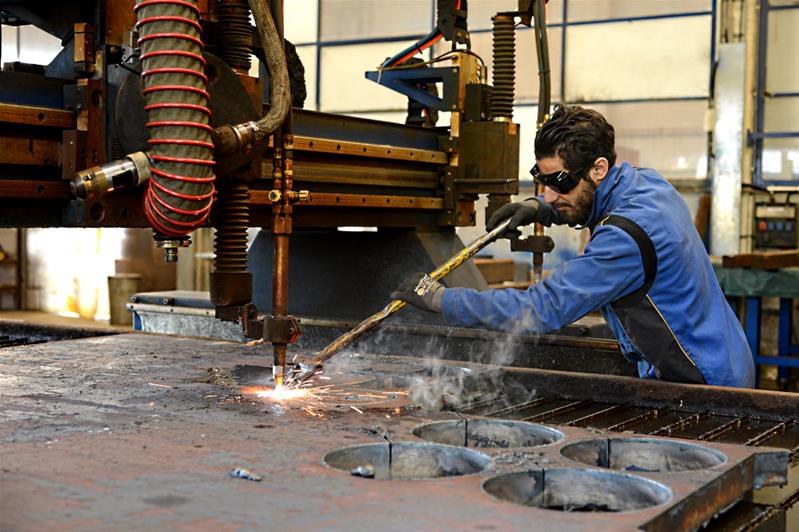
[537,157,597,225]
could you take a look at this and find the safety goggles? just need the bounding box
[529,164,583,194]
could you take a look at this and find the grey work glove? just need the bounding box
[390,272,445,313]
[486,198,558,239]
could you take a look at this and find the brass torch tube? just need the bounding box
[272,232,289,386]
[270,0,292,387]
[533,185,544,283]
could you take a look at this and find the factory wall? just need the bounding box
[760,6,799,183]
[1,1,795,312]
[285,0,716,271]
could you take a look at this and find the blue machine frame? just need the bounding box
[364,66,460,111]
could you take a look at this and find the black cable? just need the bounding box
[533,0,551,127]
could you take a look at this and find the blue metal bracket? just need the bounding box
[365,66,460,112]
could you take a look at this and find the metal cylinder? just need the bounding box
[213,183,250,273]
[108,274,141,325]
[215,0,252,72]
[272,232,289,386]
[491,14,515,121]
[210,181,252,307]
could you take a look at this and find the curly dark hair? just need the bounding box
[534,105,617,177]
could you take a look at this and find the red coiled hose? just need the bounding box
[135,0,215,237]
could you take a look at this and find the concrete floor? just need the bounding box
[0,311,129,331]
[0,332,792,531]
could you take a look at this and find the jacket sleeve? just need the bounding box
[441,224,646,333]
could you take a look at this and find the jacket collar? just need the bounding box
[585,162,629,229]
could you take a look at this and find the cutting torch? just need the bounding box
[284,218,513,387]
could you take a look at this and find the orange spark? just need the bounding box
[240,385,312,402]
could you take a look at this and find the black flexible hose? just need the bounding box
[216,0,253,71]
[534,0,551,126]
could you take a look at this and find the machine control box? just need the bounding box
[754,204,798,249]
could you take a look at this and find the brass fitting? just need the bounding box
[155,236,191,263]
[285,190,311,203]
[70,151,151,199]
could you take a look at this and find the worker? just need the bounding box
[393,104,755,388]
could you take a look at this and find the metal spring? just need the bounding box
[135,0,216,237]
[213,182,250,273]
[491,14,515,120]
[215,0,252,71]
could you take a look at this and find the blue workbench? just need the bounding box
[713,264,799,388]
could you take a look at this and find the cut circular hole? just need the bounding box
[560,438,726,473]
[413,419,563,449]
[324,442,491,480]
[483,468,672,513]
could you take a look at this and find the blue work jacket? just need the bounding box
[441,163,755,388]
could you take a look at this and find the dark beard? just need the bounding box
[555,179,596,226]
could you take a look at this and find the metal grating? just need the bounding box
[461,395,799,460]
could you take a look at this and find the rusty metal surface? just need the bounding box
[0,135,60,167]
[0,333,796,531]
[291,135,448,164]
[251,190,444,210]
[0,103,76,129]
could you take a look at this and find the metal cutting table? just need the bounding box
[1,327,798,531]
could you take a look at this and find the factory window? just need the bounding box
[758,7,799,184]
[765,6,799,98]
[320,39,419,112]
[0,25,17,65]
[590,100,710,179]
[466,0,565,30]
[285,0,320,44]
[788,150,799,179]
[563,16,710,101]
[763,140,799,182]
[295,45,318,110]
[308,0,714,184]
[567,0,711,22]
[319,0,433,42]
[1,24,62,67]
[762,149,783,177]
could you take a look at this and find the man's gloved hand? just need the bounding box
[486,198,555,238]
[390,272,445,313]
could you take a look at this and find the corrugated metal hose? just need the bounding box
[134,0,290,238]
[135,0,215,237]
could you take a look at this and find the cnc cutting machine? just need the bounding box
[0,0,556,384]
[2,4,799,529]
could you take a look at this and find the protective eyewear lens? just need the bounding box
[529,164,581,194]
